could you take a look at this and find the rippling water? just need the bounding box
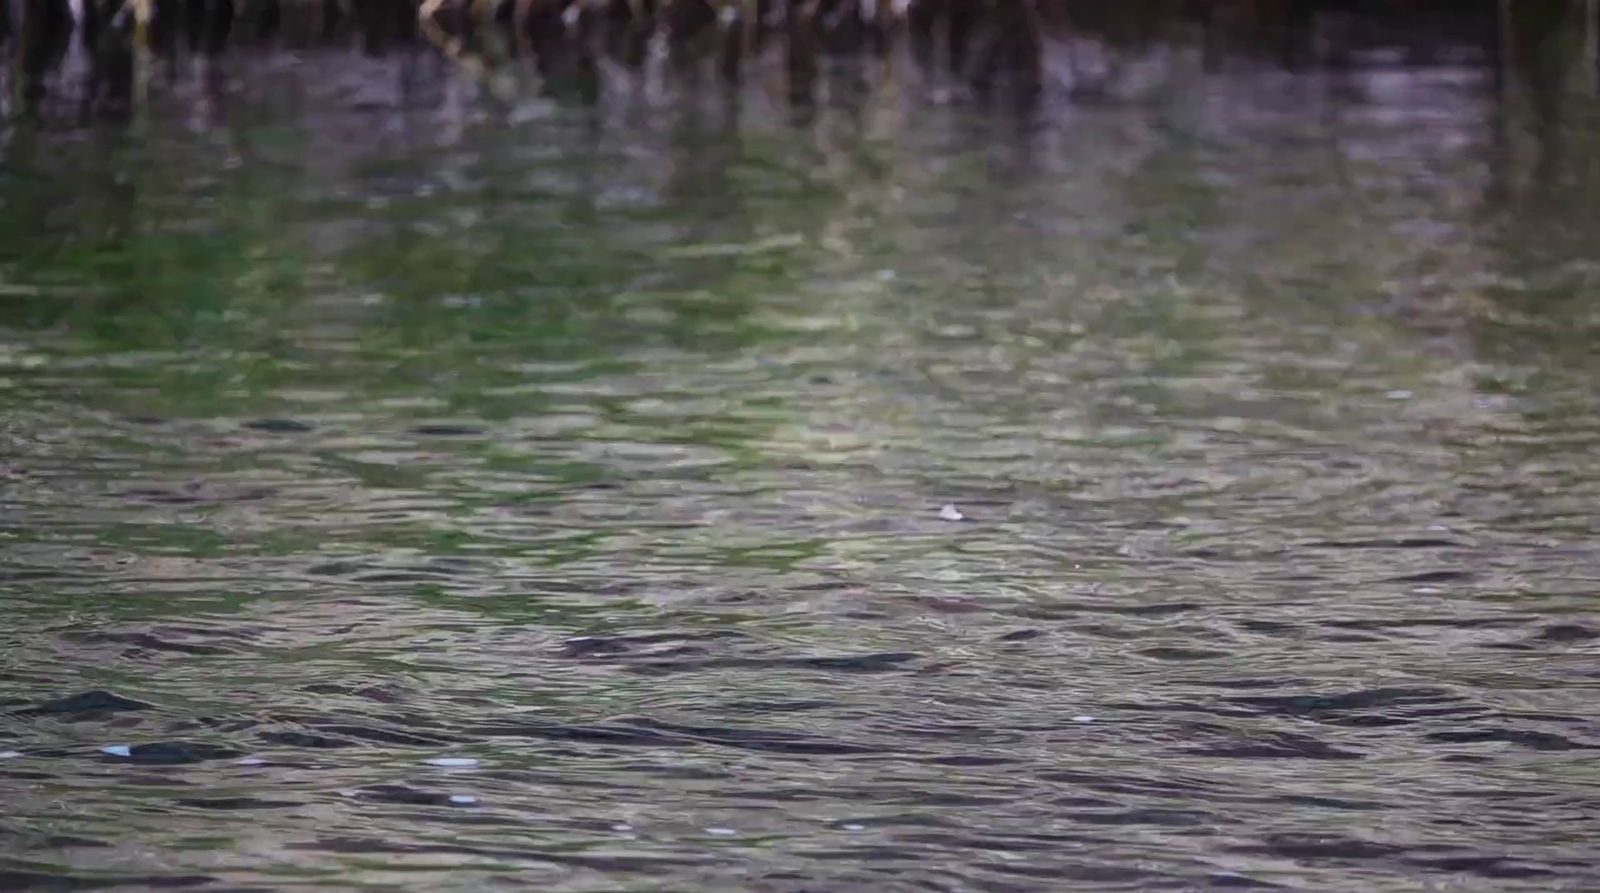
[4,23,1600,893]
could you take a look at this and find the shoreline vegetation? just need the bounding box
[2,1,1592,122]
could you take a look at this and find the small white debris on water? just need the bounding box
[939,504,965,522]
[706,827,737,837]
[425,757,480,768]
[611,823,633,832]
[1072,715,1096,723]
[1386,389,1414,400]
[236,756,266,766]
[449,794,478,805]
[1414,587,1443,595]
[0,751,22,759]
[101,744,132,757]
[841,823,866,832]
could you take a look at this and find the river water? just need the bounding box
[3,15,1600,893]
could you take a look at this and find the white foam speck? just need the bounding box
[938,504,965,522]
[1386,389,1414,400]
[449,794,478,805]
[1415,587,1443,595]
[841,823,865,832]
[611,823,633,832]
[0,751,22,759]
[1072,715,1096,723]
[425,757,480,768]
[236,756,266,766]
[101,744,132,757]
[706,827,737,837]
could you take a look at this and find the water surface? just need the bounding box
[4,21,1600,893]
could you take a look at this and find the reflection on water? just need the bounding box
[4,3,1600,891]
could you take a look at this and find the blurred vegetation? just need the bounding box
[0,0,1534,118]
